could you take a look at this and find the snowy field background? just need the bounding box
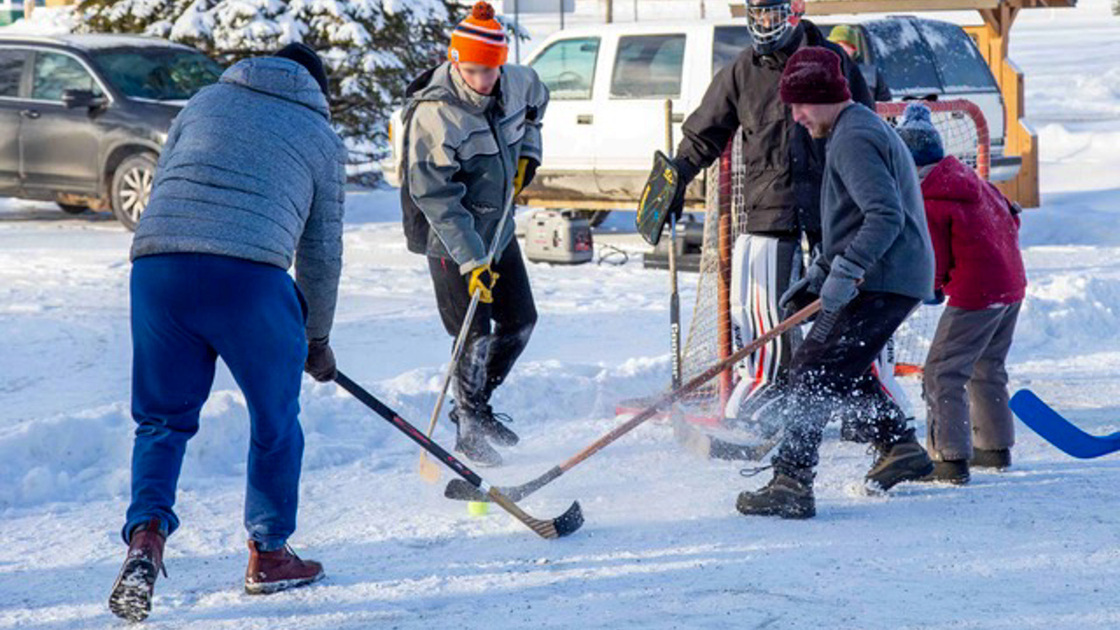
[2,2,1120,628]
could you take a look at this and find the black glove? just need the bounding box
[924,289,946,306]
[779,256,828,312]
[820,255,864,313]
[668,156,700,220]
[305,337,337,382]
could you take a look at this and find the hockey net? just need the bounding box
[677,99,990,419]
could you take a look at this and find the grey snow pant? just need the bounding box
[923,301,1021,461]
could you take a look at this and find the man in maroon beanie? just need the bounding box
[737,47,936,519]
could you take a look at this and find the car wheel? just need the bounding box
[111,153,157,231]
[58,202,87,215]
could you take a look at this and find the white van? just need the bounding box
[385,16,1017,222]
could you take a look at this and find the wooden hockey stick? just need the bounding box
[418,189,517,484]
[336,371,583,538]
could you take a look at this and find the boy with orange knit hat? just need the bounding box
[401,1,549,467]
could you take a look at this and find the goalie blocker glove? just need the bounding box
[636,151,699,246]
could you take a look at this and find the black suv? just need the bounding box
[0,34,222,229]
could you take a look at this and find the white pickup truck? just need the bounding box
[385,16,1017,223]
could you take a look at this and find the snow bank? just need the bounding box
[1014,265,1120,359]
[0,404,131,508]
[0,354,667,511]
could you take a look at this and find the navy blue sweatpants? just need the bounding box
[125,253,307,551]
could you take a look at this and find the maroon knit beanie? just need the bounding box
[779,47,851,105]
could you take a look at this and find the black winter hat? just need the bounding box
[275,42,330,98]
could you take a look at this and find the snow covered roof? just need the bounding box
[0,33,196,52]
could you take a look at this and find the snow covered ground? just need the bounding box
[3,2,1120,628]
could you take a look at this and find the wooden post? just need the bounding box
[976,5,1039,208]
[717,146,733,413]
[605,0,613,23]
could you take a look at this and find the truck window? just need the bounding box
[0,49,28,98]
[915,20,999,94]
[530,37,600,100]
[713,26,751,75]
[610,34,686,99]
[864,20,942,97]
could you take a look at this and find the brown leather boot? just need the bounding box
[108,518,167,622]
[244,541,324,595]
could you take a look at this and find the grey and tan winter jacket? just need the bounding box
[131,57,347,342]
[405,62,548,273]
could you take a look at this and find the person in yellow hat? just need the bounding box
[827,24,861,59]
[400,1,550,467]
[828,24,890,100]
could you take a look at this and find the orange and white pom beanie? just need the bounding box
[448,1,509,68]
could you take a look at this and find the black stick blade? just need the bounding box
[486,490,585,540]
[445,478,488,502]
[552,501,584,538]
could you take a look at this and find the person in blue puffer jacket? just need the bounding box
[109,43,345,623]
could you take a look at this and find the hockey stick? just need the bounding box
[335,371,583,538]
[418,189,518,484]
[666,99,682,390]
[444,298,824,502]
[1010,389,1120,459]
[672,418,782,462]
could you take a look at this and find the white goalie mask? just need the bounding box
[746,0,806,55]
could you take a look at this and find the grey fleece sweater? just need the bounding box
[820,103,934,301]
[131,57,347,341]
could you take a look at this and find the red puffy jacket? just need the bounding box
[922,156,1027,310]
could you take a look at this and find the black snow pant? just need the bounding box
[772,291,921,474]
[428,239,537,413]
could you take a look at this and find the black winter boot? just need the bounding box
[919,459,970,485]
[736,468,815,519]
[865,430,935,492]
[452,402,519,447]
[970,448,1011,470]
[453,409,502,467]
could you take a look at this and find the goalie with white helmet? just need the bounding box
[637,0,875,431]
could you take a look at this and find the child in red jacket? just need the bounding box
[898,103,1028,484]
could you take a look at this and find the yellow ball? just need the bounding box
[467,501,490,517]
